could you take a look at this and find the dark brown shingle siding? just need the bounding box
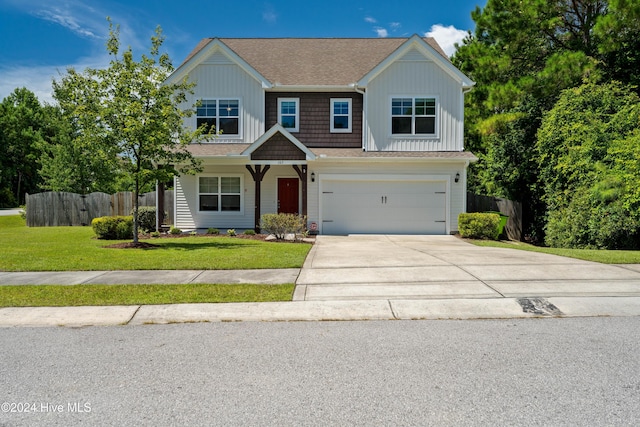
[266,92,362,148]
[251,133,306,160]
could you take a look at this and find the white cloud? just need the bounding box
[0,0,162,103]
[0,65,59,104]
[425,24,468,57]
[263,3,278,23]
[390,22,401,31]
[0,55,110,104]
[374,27,388,38]
[35,7,100,39]
[364,16,377,24]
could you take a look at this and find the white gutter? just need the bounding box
[269,84,355,92]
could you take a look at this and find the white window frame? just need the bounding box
[390,96,439,138]
[196,98,242,139]
[197,174,244,214]
[330,98,352,133]
[278,98,300,133]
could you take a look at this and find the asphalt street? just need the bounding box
[1,317,639,426]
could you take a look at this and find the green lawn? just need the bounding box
[470,239,640,264]
[0,216,311,271]
[0,283,295,307]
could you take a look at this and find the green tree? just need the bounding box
[52,20,205,243]
[537,81,640,248]
[0,88,47,206]
[38,86,122,194]
[452,0,640,240]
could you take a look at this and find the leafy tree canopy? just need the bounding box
[537,81,640,248]
[0,88,49,206]
[452,0,640,241]
[49,19,207,241]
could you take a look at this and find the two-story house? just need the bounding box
[165,35,476,235]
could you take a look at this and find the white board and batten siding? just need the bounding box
[174,166,255,231]
[365,51,465,152]
[185,51,265,144]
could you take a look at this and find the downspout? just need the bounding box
[352,84,367,151]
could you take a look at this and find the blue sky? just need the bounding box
[0,0,485,103]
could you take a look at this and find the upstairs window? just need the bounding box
[199,176,242,212]
[197,99,240,136]
[278,98,299,132]
[391,97,437,136]
[330,98,352,133]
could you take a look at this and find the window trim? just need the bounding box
[196,98,242,139]
[277,98,300,133]
[390,95,439,138]
[330,98,352,133]
[197,174,244,215]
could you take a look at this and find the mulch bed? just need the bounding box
[103,241,161,249]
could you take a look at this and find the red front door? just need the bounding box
[278,178,299,214]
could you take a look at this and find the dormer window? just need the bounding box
[278,98,299,132]
[197,99,240,136]
[391,97,437,136]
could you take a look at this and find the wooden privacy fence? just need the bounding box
[25,191,174,227]
[467,193,522,241]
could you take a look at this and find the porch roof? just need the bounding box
[184,144,477,162]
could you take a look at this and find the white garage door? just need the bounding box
[321,178,447,235]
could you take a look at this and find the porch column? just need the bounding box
[292,164,308,218]
[246,164,271,233]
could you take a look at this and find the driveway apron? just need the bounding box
[294,235,640,301]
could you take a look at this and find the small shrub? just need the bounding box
[92,216,134,240]
[169,226,182,235]
[243,229,256,235]
[115,220,133,240]
[260,213,306,240]
[227,229,236,236]
[190,231,198,236]
[458,213,500,240]
[206,228,220,235]
[150,231,161,238]
[131,206,164,233]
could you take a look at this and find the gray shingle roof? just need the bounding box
[181,37,449,86]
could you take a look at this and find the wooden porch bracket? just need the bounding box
[246,164,271,233]
[292,164,308,218]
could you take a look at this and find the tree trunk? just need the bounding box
[133,176,139,244]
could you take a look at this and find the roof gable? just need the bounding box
[241,124,316,163]
[166,39,271,88]
[357,34,474,88]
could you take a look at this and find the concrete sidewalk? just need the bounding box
[0,269,299,286]
[1,297,640,327]
[2,235,640,327]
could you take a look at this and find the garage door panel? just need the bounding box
[321,178,447,235]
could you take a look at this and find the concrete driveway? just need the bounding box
[294,235,640,301]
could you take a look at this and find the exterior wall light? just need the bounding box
[311,172,315,182]
[455,172,460,183]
